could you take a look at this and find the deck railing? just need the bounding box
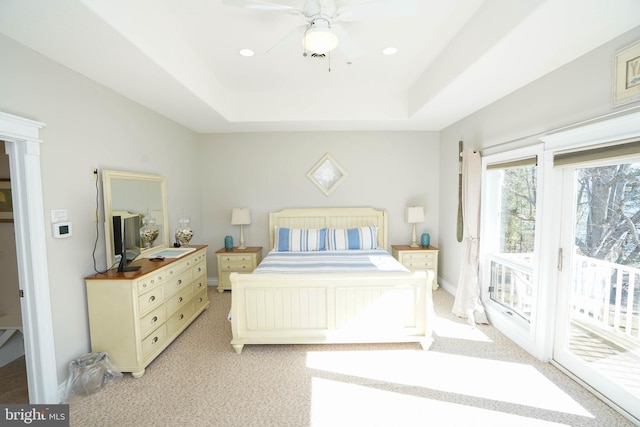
[487,253,534,322]
[572,254,640,342]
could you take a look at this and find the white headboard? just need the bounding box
[268,207,388,250]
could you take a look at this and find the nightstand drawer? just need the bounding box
[401,252,436,268]
[220,262,253,272]
[219,254,255,264]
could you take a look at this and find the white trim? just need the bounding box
[0,111,58,403]
[541,111,640,151]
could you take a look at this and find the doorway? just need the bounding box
[0,111,57,403]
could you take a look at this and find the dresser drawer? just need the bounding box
[166,287,193,316]
[164,270,191,298]
[136,270,165,295]
[191,261,206,279]
[192,288,208,312]
[140,305,166,338]
[192,274,207,294]
[138,286,164,315]
[190,250,206,265]
[166,304,195,336]
[165,259,190,279]
[142,325,166,359]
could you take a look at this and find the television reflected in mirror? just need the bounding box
[113,213,141,272]
[102,170,170,269]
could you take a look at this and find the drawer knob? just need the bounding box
[177,279,182,285]
[150,279,155,284]
[199,297,203,303]
[178,297,183,302]
[179,314,184,320]
[149,295,155,303]
[152,336,158,344]
[151,316,158,323]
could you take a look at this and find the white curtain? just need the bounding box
[452,148,488,325]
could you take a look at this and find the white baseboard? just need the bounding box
[437,276,456,296]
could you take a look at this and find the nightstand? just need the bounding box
[391,245,439,290]
[216,247,263,292]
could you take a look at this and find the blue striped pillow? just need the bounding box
[326,226,378,250]
[274,227,327,251]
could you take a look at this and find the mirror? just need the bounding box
[102,170,169,268]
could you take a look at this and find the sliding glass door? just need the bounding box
[554,159,640,422]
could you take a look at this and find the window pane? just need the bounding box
[486,164,538,321]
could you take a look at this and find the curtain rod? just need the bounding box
[476,104,640,155]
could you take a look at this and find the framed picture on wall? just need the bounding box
[0,180,13,222]
[613,39,640,106]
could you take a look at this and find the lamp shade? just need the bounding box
[405,206,425,224]
[231,208,251,225]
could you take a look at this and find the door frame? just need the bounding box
[540,110,640,423]
[480,144,548,359]
[0,111,58,403]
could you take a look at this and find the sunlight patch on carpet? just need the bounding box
[306,350,594,418]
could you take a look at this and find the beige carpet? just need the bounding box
[68,288,634,426]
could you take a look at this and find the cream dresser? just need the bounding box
[216,246,262,292]
[85,245,209,378]
[391,245,440,290]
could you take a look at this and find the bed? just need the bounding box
[229,207,434,354]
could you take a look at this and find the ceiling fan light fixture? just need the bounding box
[303,20,338,54]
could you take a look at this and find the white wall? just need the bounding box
[437,26,640,291]
[0,34,201,384]
[198,131,440,276]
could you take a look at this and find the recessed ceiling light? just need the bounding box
[239,49,254,57]
[382,47,398,56]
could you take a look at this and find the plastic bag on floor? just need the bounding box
[63,352,122,401]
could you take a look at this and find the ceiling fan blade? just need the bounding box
[222,0,298,12]
[266,25,306,55]
[336,0,417,22]
[331,24,363,61]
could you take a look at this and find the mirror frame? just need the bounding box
[102,170,170,268]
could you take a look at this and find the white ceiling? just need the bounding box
[1,0,639,133]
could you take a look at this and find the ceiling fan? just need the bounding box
[222,0,417,60]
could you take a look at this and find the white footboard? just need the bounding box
[230,270,433,353]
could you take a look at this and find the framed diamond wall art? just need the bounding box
[307,153,348,196]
